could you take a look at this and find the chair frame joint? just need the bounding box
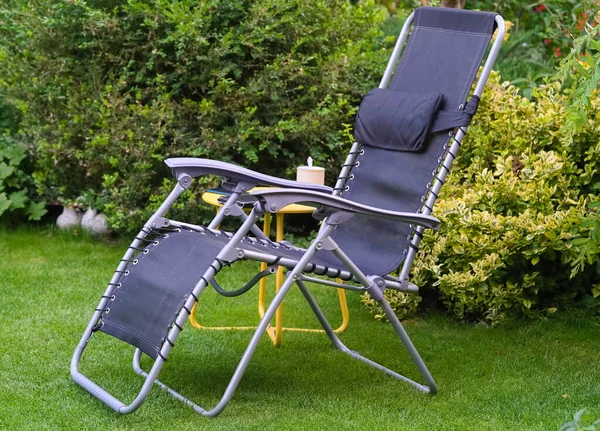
[153,216,171,229]
[366,275,386,301]
[319,236,338,251]
[177,173,193,189]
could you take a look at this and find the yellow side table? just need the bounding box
[189,187,349,346]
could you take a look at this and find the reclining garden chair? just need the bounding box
[71,7,505,417]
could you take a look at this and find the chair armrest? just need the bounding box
[250,188,440,230]
[165,158,333,194]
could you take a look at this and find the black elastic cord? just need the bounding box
[212,269,272,297]
[135,237,154,243]
[215,258,231,267]
[154,226,179,232]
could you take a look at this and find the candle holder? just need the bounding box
[296,166,325,185]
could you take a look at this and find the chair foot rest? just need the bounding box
[72,371,127,413]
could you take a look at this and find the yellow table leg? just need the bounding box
[258,213,278,343]
[262,214,351,345]
[188,206,257,331]
[335,285,350,332]
[189,206,226,330]
[190,198,350,342]
[189,302,257,330]
[274,213,285,346]
[258,213,271,318]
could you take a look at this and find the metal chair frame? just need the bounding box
[71,11,505,417]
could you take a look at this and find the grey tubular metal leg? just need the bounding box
[295,280,436,394]
[295,231,437,394]
[129,220,337,417]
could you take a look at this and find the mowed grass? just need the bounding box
[0,227,599,430]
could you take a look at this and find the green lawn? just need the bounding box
[1,227,598,430]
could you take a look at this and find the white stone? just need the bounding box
[81,208,97,230]
[81,208,110,235]
[56,207,82,229]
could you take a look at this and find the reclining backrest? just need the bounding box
[325,7,498,276]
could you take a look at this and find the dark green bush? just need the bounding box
[0,0,386,232]
[0,40,43,221]
[5,0,599,323]
[0,134,46,221]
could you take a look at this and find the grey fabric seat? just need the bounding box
[101,226,354,361]
[71,7,506,418]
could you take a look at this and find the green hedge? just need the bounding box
[0,0,386,232]
[3,1,600,323]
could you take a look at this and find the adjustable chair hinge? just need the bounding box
[365,276,386,302]
[153,217,172,229]
[221,179,256,194]
[316,236,338,251]
[222,201,245,217]
[325,211,354,226]
[219,247,242,262]
[177,173,192,189]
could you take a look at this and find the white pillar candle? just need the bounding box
[296,166,325,185]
